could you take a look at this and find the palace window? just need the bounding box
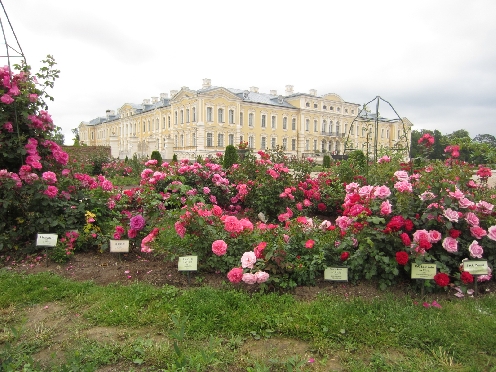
[322,120,327,133]
[305,140,309,150]
[218,133,224,147]
[175,111,178,124]
[239,112,243,126]
[249,135,254,148]
[313,139,317,150]
[249,113,254,127]
[206,133,213,147]
[261,136,266,149]
[229,109,234,124]
[314,120,318,132]
[314,103,318,109]
[306,102,310,107]
[282,138,287,150]
[261,114,266,128]
[292,118,296,130]
[271,116,276,129]
[180,110,184,124]
[291,138,296,151]
[283,117,287,130]
[186,109,190,123]
[228,134,234,146]
[305,119,309,131]
[271,137,276,149]
[192,107,196,121]
[206,107,213,122]
[218,108,224,123]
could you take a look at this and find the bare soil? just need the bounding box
[4,250,494,302]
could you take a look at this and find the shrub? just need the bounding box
[151,150,162,164]
[223,145,238,169]
[323,155,331,168]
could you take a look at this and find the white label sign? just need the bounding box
[178,256,198,271]
[36,233,58,247]
[109,240,130,253]
[463,260,488,275]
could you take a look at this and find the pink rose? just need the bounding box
[428,230,442,243]
[212,239,228,256]
[380,200,392,216]
[394,181,413,193]
[127,228,138,239]
[43,185,58,198]
[241,251,257,269]
[465,212,479,227]
[227,267,244,283]
[470,226,487,240]
[487,226,496,241]
[468,240,483,258]
[413,229,430,242]
[443,208,459,222]
[254,271,270,283]
[458,197,474,209]
[242,273,257,285]
[394,170,409,181]
[336,216,351,230]
[1,94,14,104]
[374,185,391,199]
[442,237,458,253]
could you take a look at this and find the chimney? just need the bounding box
[170,90,178,97]
[309,89,317,96]
[270,90,277,96]
[160,92,169,100]
[143,99,150,105]
[250,86,259,93]
[151,97,158,104]
[202,78,211,89]
[285,85,294,95]
[105,109,111,119]
[181,86,189,90]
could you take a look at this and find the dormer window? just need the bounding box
[345,109,348,114]
[306,102,310,107]
[314,103,318,109]
[337,107,341,112]
[330,106,334,111]
[323,105,327,110]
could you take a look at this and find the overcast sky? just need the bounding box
[3,0,495,144]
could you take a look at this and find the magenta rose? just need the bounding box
[470,226,487,239]
[130,215,146,231]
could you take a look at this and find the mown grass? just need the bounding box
[1,270,496,371]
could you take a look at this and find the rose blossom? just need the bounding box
[428,230,442,243]
[394,170,409,181]
[442,237,458,253]
[305,239,315,249]
[241,251,257,269]
[487,225,496,241]
[336,216,352,230]
[227,267,243,283]
[254,271,270,283]
[395,251,409,265]
[434,272,450,287]
[443,208,459,222]
[380,200,392,215]
[374,185,391,199]
[394,181,413,193]
[130,215,146,231]
[242,273,257,285]
[468,240,483,258]
[465,212,479,227]
[43,185,58,198]
[212,239,228,256]
[470,226,487,239]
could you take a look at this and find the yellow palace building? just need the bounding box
[78,79,412,160]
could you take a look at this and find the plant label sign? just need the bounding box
[178,256,198,271]
[411,264,436,279]
[463,260,488,275]
[324,267,348,282]
[36,233,58,247]
[109,240,130,253]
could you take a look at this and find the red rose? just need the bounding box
[418,238,432,250]
[404,219,414,231]
[449,229,461,238]
[317,203,326,212]
[434,272,450,287]
[460,271,474,284]
[395,251,409,265]
[340,252,350,261]
[400,233,411,246]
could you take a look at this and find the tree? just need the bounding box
[48,125,65,146]
[72,127,80,146]
[473,134,496,148]
[223,145,239,169]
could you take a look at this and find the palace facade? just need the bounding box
[78,79,412,160]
